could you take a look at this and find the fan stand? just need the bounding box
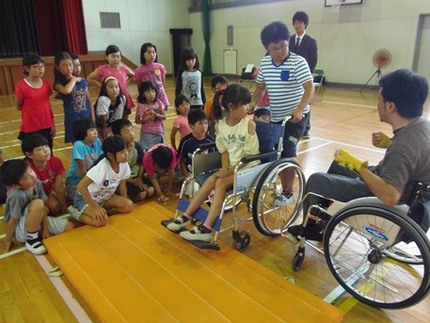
[360,66,382,91]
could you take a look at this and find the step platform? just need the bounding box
[44,202,343,322]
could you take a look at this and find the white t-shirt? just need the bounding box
[86,158,131,204]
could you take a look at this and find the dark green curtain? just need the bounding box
[201,0,212,76]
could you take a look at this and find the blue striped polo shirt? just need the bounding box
[256,53,313,122]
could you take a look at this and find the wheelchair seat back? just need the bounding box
[192,150,221,176]
[255,121,284,164]
[407,182,430,235]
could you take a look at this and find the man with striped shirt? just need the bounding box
[251,21,314,200]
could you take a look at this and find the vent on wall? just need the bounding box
[100,12,121,29]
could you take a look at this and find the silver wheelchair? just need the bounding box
[287,179,430,309]
[161,116,306,251]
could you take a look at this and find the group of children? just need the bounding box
[0,40,276,254]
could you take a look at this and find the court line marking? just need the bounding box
[0,246,26,259]
[35,255,92,323]
[319,100,376,110]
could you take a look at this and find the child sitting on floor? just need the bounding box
[22,134,68,215]
[177,109,215,182]
[253,107,271,123]
[111,119,155,202]
[143,143,178,203]
[68,136,133,227]
[0,159,75,255]
[65,119,103,203]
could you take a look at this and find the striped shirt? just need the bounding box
[256,53,313,122]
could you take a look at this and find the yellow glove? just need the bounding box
[372,131,391,149]
[334,149,368,172]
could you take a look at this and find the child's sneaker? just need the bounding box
[274,191,295,207]
[166,216,190,232]
[67,205,81,221]
[25,241,47,255]
[180,224,211,242]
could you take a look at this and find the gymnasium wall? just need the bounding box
[81,0,430,86]
[81,0,190,75]
[188,0,430,85]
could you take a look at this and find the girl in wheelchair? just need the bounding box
[167,84,260,242]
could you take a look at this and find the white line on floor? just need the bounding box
[35,255,92,323]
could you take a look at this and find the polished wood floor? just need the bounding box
[1,78,429,322]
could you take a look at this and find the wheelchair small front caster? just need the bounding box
[232,230,251,251]
[292,246,306,272]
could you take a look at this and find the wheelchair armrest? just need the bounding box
[241,151,278,164]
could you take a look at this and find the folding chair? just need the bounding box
[312,68,325,102]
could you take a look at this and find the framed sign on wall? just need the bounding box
[325,0,363,7]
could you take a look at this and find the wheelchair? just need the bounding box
[161,116,306,251]
[287,179,430,309]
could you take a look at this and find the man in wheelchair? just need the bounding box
[288,69,430,241]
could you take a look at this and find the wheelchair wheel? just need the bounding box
[252,159,306,236]
[323,206,430,309]
[383,242,424,264]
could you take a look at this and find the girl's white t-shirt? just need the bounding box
[86,158,131,204]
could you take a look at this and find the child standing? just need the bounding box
[54,52,94,143]
[87,45,135,111]
[111,119,155,202]
[143,143,178,203]
[95,76,127,140]
[65,119,102,203]
[69,136,133,227]
[204,75,228,139]
[68,52,83,77]
[15,53,55,149]
[135,81,166,150]
[0,159,75,255]
[170,95,192,151]
[134,42,169,110]
[175,48,206,110]
[167,84,260,242]
[22,134,68,215]
[177,109,215,181]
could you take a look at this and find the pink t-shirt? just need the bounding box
[27,157,65,194]
[97,64,135,108]
[134,63,169,107]
[15,79,54,133]
[172,115,192,138]
[143,143,178,177]
[136,100,165,136]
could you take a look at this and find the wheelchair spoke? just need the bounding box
[252,160,306,236]
[323,207,430,309]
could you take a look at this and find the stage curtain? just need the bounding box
[62,0,88,54]
[0,0,40,58]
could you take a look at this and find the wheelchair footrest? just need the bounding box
[185,239,220,251]
[160,218,188,233]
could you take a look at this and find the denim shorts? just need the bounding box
[281,113,309,158]
[139,133,164,151]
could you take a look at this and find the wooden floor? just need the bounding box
[1,77,429,322]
